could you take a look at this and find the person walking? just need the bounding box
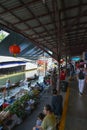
[76,66,86,95]
[69,62,75,80]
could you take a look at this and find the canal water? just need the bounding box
[0,69,44,105]
[0,70,38,87]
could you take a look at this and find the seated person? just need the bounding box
[36,82,43,92]
[27,99,35,110]
[33,104,57,130]
[33,112,45,130]
[4,114,22,130]
[28,82,31,88]
[2,100,9,109]
[24,102,31,114]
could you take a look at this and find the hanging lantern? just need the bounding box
[60,59,64,64]
[9,44,20,56]
[37,59,47,66]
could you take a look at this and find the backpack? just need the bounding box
[78,70,85,79]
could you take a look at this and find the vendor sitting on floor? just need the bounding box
[4,114,22,130]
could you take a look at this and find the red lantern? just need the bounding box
[9,44,20,56]
[60,59,64,64]
[37,60,47,66]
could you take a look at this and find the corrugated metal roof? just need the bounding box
[0,0,87,60]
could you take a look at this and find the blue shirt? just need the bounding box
[6,82,10,88]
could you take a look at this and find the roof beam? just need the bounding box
[60,3,87,12]
[19,0,56,43]
[13,12,54,25]
[0,0,41,15]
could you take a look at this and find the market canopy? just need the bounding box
[0,0,87,60]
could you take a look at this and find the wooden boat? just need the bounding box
[26,74,39,81]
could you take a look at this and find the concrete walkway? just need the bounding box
[59,79,87,130]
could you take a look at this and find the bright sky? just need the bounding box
[0,30,9,35]
[0,30,9,41]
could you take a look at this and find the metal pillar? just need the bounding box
[52,0,62,91]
